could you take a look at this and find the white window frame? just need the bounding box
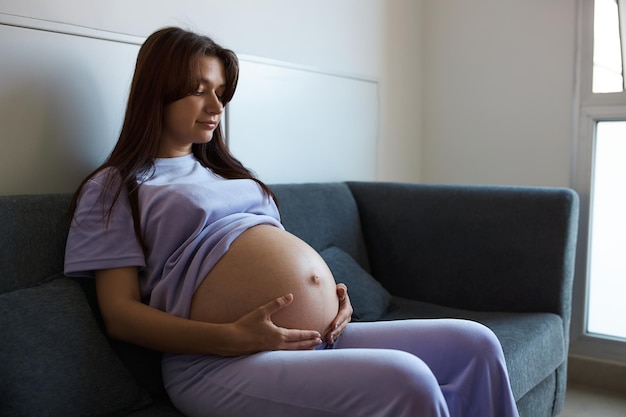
[571,0,626,362]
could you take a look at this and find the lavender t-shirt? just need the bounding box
[64,154,283,318]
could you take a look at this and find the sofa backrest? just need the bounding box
[0,193,72,293]
[347,181,579,318]
[0,183,371,290]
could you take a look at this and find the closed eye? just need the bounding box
[190,90,224,103]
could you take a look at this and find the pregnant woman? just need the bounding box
[65,27,520,417]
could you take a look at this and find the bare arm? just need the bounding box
[95,267,323,356]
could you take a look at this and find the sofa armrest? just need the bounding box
[347,182,579,321]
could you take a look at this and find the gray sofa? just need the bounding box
[0,181,578,417]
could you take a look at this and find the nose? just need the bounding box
[205,93,224,114]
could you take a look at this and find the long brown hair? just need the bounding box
[70,27,275,244]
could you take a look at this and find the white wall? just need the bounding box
[380,0,423,182]
[0,0,384,78]
[0,0,408,188]
[421,0,577,187]
[0,0,578,189]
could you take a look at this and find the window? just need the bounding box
[587,120,626,340]
[572,0,626,362]
[593,0,624,92]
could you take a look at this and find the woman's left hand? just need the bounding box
[326,283,353,345]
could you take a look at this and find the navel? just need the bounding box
[310,274,321,285]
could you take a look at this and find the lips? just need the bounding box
[197,120,218,129]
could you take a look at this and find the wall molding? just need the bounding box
[0,12,144,45]
[0,12,377,84]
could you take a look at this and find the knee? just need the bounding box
[343,352,448,417]
[469,321,502,349]
[384,350,438,385]
[375,351,447,407]
[453,320,506,363]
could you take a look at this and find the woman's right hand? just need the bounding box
[228,293,323,354]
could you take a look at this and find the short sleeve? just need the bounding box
[64,175,146,277]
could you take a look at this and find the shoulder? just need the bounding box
[75,167,130,215]
[89,167,124,189]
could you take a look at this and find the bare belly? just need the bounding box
[189,225,339,335]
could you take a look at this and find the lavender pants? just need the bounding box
[162,319,520,417]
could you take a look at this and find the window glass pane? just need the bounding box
[587,120,626,339]
[593,0,624,93]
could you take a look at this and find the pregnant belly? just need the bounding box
[189,225,339,335]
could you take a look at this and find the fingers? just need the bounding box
[243,291,354,351]
[255,325,322,352]
[325,284,352,344]
[337,283,348,297]
[327,319,347,345]
[336,284,350,308]
[279,329,323,350]
[249,294,324,350]
[259,293,294,318]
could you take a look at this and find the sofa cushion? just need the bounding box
[320,246,391,321]
[0,276,151,417]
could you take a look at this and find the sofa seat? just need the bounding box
[383,297,565,401]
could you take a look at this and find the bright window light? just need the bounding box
[587,120,626,340]
[593,0,624,93]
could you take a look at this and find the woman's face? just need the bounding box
[159,55,226,158]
